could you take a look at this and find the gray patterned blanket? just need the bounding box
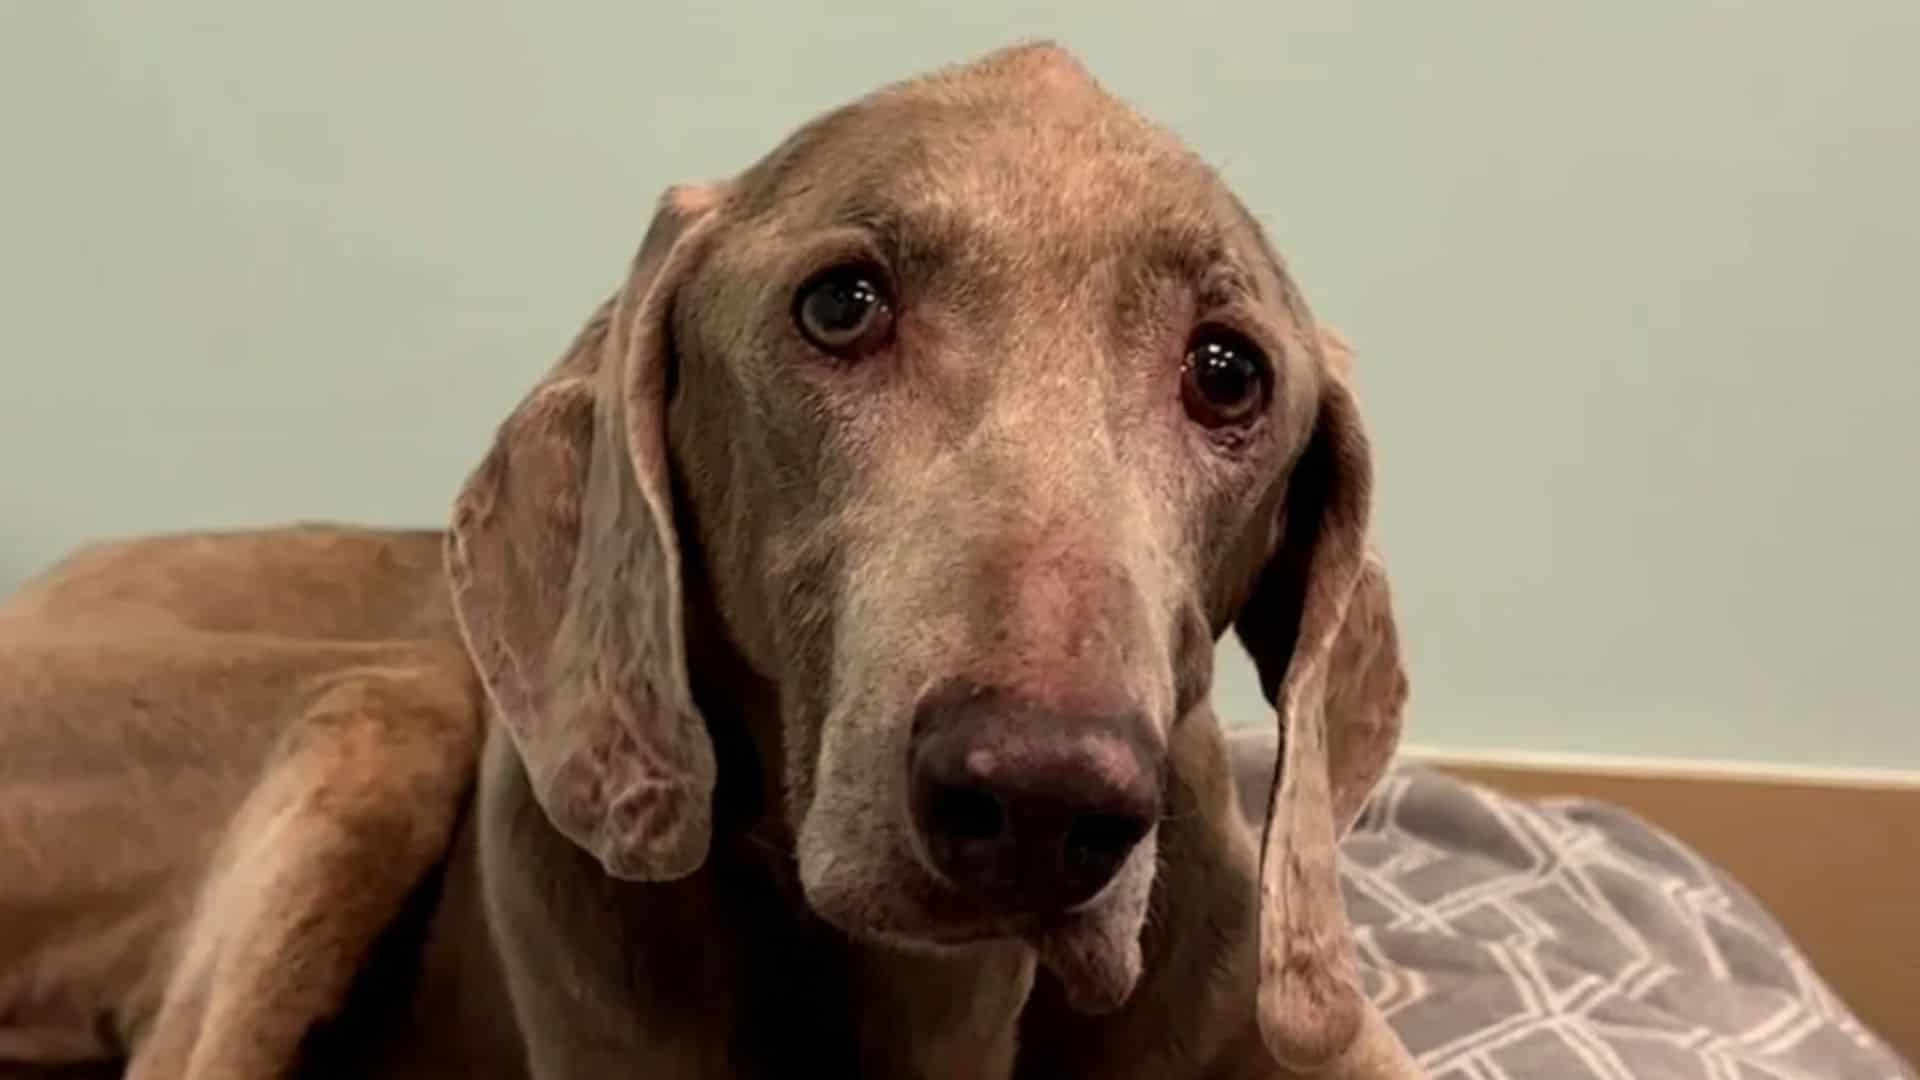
[1332,766,1913,1078]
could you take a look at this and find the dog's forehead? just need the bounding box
[731,44,1279,283]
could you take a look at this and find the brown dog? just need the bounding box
[0,42,1413,1079]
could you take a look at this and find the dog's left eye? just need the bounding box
[794,264,896,357]
[1180,328,1270,428]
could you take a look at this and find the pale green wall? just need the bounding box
[3,3,1916,767]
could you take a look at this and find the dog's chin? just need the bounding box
[1031,842,1155,1014]
[799,836,1156,1015]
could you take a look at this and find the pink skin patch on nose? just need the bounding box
[964,734,1142,792]
[965,748,1003,778]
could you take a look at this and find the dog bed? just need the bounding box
[1331,766,1913,1078]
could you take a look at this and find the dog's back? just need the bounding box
[4,524,455,639]
[0,525,481,1074]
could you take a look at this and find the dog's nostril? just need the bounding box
[1064,812,1151,870]
[931,786,1004,843]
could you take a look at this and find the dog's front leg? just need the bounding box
[127,654,482,1080]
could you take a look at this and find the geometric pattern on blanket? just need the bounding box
[1342,767,1916,1080]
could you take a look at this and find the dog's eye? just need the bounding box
[1180,328,1269,428]
[794,264,895,357]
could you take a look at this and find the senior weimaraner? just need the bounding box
[0,42,1414,1079]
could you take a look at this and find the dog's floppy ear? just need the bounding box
[446,184,723,882]
[1233,325,1414,1072]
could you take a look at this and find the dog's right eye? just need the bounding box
[794,264,896,358]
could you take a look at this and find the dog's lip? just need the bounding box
[801,811,1151,950]
[828,884,1112,951]
[807,854,1146,1014]
[918,910,1080,945]
[825,894,1046,946]
[848,912,1113,964]
[895,859,1131,942]
[806,864,1095,948]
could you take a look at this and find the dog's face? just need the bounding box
[668,49,1322,1005]
[448,41,1403,1061]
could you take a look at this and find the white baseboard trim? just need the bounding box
[1398,742,1920,791]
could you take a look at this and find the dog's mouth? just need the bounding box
[840,902,1146,1015]
[803,836,1155,1015]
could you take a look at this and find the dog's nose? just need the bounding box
[908,686,1162,914]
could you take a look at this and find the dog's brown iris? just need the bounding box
[1180,328,1268,428]
[795,264,895,357]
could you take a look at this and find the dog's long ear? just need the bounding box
[446,184,724,882]
[1233,325,1413,1073]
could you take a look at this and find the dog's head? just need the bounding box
[447,42,1405,1070]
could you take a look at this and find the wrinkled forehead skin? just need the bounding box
[743,49,1272,254]
[728,44,1323,407]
